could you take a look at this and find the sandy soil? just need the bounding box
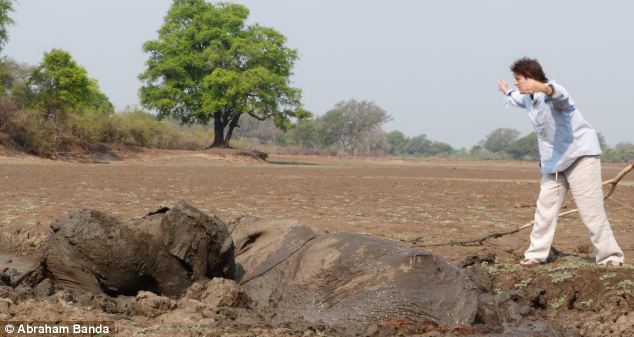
[0,149,633,336]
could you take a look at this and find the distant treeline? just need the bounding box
[231,100,634,163]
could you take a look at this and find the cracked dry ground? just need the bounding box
[1,151,633,336]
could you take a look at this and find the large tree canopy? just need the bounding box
[139,0,307,147]
[26,49,113,119]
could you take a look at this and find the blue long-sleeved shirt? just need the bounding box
[505,81,601,173]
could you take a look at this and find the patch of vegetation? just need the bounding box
[134,326,160,336]
[550,271,576,284]
[549,296,566,310]
[580,299,593,307]
[481,261,498,275]
[481,261,522,275]
[600,272,617,280]
[514,278,533,289]
[545,259,594,272]
[316,330,330,337]
[613,279,634,295]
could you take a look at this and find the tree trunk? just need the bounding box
[211,114,227,148]
[224,115,241,147]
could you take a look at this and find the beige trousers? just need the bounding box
[524,155,624,264]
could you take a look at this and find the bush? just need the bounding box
[5,108,64,156]
[108,111,213,149]
[602,142,634,163]
[482,128,520,154]
[67,109,112,144]
[109,111,169,147]
[154,118,213,149]
[507,132,539,160]
[0,103,215,158]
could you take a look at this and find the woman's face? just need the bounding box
[513,73,528,88]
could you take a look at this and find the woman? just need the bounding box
[497,57,624,266]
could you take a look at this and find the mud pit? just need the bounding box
[2,203,568,336]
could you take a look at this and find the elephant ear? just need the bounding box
[231,217,316,283]
[161,201,234,280]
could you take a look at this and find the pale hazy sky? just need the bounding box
[5,1,634,147]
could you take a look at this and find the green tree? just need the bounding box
[482,128,520,153]
[469,145,483,156]
[428,141,454,156]
[287,118,322,149]
[405,134,432,155]
[507,132,539,160]
[27,49,113,120]
[386,130,408,155]
[602,143,632,163]
[612,142,634,163]
[319,99,391,153]
[139,0,307,148]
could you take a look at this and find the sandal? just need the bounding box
[519,258,540,266]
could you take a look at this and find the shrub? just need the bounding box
[0,104,216,158]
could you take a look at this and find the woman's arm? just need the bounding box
[547,82,572,110]
[517,78,571,110]
[498,79,526,108]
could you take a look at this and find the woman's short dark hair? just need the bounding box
[510,57,549,83]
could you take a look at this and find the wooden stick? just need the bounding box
[419,160,634,247]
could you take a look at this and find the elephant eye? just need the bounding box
[236,232,263,256]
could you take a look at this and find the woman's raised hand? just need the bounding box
[498,79,509,94]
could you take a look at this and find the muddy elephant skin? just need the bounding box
[40,202,234,297]
[231,218,481,333]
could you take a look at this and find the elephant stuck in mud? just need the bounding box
[36,202,482,327]
[230,217,482,329]
[38,202,235,297]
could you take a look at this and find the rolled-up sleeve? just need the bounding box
[548,82,572,110]
[505,89,526,108]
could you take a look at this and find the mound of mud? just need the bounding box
[39,202,234,297]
